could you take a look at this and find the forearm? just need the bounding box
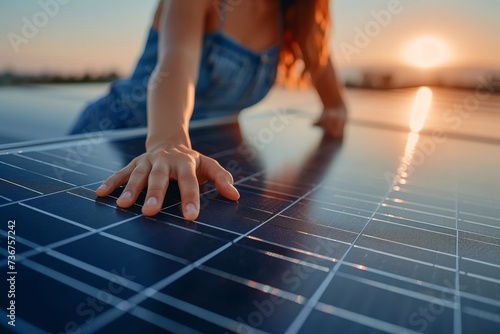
[311,59,347,138]
[311,58,346,109]
[146,53,197,150]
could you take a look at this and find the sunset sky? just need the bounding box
[1,0,499,76]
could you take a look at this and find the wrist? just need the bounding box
[323,102,346,113]
[146,131,191,152]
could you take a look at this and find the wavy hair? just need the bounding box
[278,0,332,88]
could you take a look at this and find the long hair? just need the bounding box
[278,0,332,88]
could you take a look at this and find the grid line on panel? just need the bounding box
[19,258,212,333]
[352,245,453,270]
[0,159,24,170]
[253,248,332,272]
[24,258,131,310]
[324,192,381,205]
[146,292,271,334]
[0,177,44,195]
[160,212,244,237]
[79,182,325,333]
[384,196,457,213]
[284,184,397,334]
[11,184,492,332]
[460,197,500,211]
[22,230,500,323]
[4,121,498,334]
[0,160,77,187]
[462,306,500,325]
[460,235,500,248]
[0,210,141,269]
[0,180,102,209]
[9,220,496,314]
[4,223,268,333]
[294,230,352,246]
[335,271,456,308]
[373,213,456,234]
[465,273,500,285]
[99,232,190,265]
[149,213,241,239]
[454,190,462,334]
[460,290,500,309]
[38,150,119,173]
[128,307,205,334]
[458,208,500,221]
[322,184,386,200]
[67,190,120,210]
[20,202,96,232]
[0,194,12,201]
[46,249,145,292]
[460,211,500,222]
[305,198,377,216]
[255,178,314,191]
[380,202,456,220]
[246,235,345,262]
[340,261,457,296]
[315,206,373,220]
[198,264,308,304]
[314,302,422,334]
[462,257,500,270]
[2,167,270,295]
[18,258,137,328]
[460,219,500,233]
[15,152,88,175]
[360,234,457,258]
[237,183,302,198]
[4,168,265,271]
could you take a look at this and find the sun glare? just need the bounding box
[403,36,451,68]
[410,87,433,132]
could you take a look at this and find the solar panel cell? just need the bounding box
[0,108,499,333]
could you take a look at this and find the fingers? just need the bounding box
[142,163,170,217]
[95,148,239,221]
[327,117,344,139]
[315,110,346,139]
[201,157,240,201]
[176,157,200,221]
[116,161,151,208]
[96,162,136,197]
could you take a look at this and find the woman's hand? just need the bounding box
[96,143,240,221]
[314,104,347,139]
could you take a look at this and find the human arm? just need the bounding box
[310,57,347,139]
[96,0,240,220]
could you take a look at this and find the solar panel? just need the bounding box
[0,105,499,334]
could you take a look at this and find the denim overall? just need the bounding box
[69,1,281,134]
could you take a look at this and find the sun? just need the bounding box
[402,36,451,68]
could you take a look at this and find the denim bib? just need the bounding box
[70,1,281,133]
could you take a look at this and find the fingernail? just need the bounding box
[145,197,158,206]
[186,203,197,215]
[97,184,107,191]
[120,191,132,200]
